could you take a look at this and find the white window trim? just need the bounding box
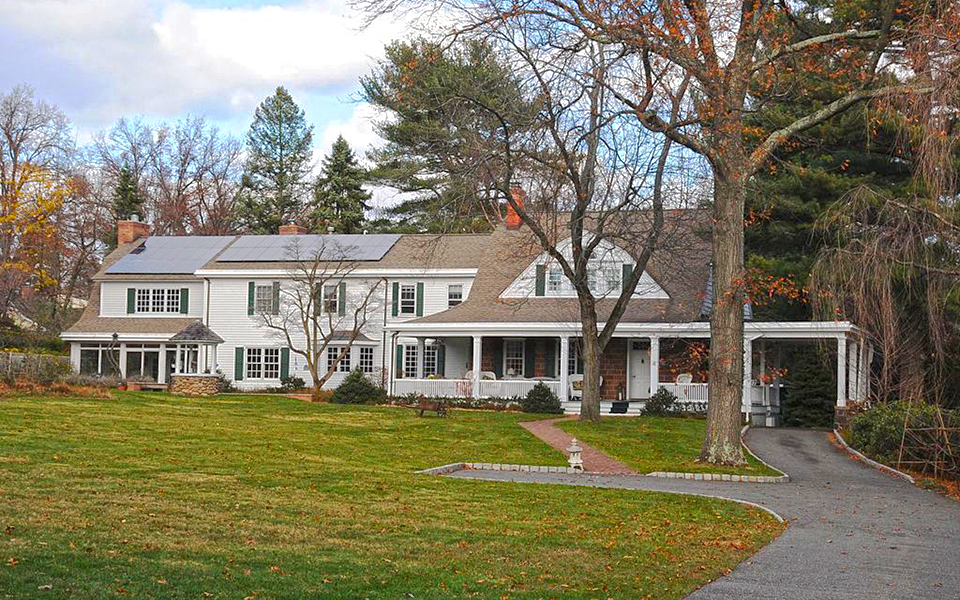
[323,284,340,314]
[134,288,181,314]
[503,339,524,377]
[358,346,375,373]
[399,284,417,315]
[246,346,281,380]
[254,284,274,315]
[327,345,351,373]
[447,284,463,307]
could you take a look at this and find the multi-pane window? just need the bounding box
[79,344,120,377]
[246,348,262,379]
[400,284,416,314]
[358,346,375,373]
[135,288,180,313]
[323,284,339,313]
[547,268,563,292]
[504,340,524,377]
[404,345,418,377]
[245,347,280,380]
[447,284,463,307]
[327,346,350,372]
[254,284,274,314]
[604,267,621,293]
[423,345,438,376]
[568,341,582,375]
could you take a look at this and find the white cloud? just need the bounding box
[0,0,407,128]
[317,102,384,159]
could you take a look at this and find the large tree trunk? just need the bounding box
[701,170,747,465]
[579,318,602,422]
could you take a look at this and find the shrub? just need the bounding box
[331,369,386,404]
[279,376,306,393]
[310,388,334,403]
[520,382,562,414]
[641,387,678,416]
[215,372,238,393]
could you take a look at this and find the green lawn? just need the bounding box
[0,393,782,599]
[559,417,783,476]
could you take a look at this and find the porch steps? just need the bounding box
[561,400,644,416]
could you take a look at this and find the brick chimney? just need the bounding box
[279,222,308,235]
[117,220,150,245]
[506,185,525,230]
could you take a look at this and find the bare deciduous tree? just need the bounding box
[255,239,384,399]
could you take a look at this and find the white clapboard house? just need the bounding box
[63,203,872,423]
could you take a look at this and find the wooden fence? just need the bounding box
[0,351,71,381]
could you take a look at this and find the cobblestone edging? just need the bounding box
[645,471,789,483]
[833,428,916,484]
[417,462,788,481]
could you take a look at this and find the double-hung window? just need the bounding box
[323,284,339,313]
[423,345,438,376]
[404,345,418,377]
[400,284,416,315]
[254,284,274,314]
[447,284,463,307]
[504,340,524,377]
[245,347,280,379]
[547,268,563,292]
[358,347,374,373]
[327,346,350,372]
[135,288,180,313]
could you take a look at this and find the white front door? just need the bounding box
[629,342,651,399]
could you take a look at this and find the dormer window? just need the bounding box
[547,268,563,292]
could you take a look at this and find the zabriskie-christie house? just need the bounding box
[62,192,871,424]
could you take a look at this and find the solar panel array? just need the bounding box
[105,236,236,274]
[216,234,401,263]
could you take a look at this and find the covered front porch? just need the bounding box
[384,321,870,424]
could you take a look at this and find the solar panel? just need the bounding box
[216,234,400,263]
[105,236,236,274]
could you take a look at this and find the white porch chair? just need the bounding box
[676,373,694,384]
[464,370,498,381]
[568,374,603,400]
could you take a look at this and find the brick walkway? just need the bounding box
[520,416,637,475]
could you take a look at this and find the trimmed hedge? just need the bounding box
[332,369,387,404]
[520,382,562,414]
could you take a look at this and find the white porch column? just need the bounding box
[848,340,859,403]
[471,335,482,399]
[158,344,167,384]
[836,337,847,408]
[648,335,660,397]
[416,338,425,378]
[864,343,874,401]
[743,337,754,413]
[118,342,127,378]
[385,334,395,396]
[559,336,570,402]
[857,341,868,403]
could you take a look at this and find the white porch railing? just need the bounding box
[479,379,560,399]
[392,378,561,399]
[393,378,474,398]
[658,383,710,403]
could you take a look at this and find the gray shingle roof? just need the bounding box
[169,320,224,343]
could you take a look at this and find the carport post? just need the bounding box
[837,337,847,408]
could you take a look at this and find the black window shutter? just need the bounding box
[622,264,634,293]
[492,339,503,378]
[338,282,346,316]
[234,347,244,381]
[180,288,189,314]
[523,341,535,378]
[544,340,556,378]
[272,281,280,315]
[395,344,404,377]
[437,344,445,377]
[280,347,290,379]
[247,282,255,316]
[415,282,424,316]
[126,288,136,314]
[391,282,399,317]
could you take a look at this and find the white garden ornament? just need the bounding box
[567,438,584,472]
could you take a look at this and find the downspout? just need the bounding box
[380,277,389,392]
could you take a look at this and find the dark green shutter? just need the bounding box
[234,347,244,381]
[395,344,404,377]
[180,288,189,314]
[437,344,445,377]
[523,341,535,378]
[391,282,399,317]
[415,282,424,316]
[622,264,634,293]
[535,265,546,296]
[492,339,503,378]
[247,282,255,316]
[544,339,556,378]
[338,282,346,316]
[280,347,290,379]
[313,284,322,316]
[126,288,136,314]
[272,281,280,315]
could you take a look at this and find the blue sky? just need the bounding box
[0,0,409,155]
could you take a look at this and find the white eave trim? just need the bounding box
[61,332,177,342]
[193,268,478,278]
[386,320,859,338]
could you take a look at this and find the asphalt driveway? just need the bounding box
[449,428,960,599]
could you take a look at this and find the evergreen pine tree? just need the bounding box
[234,86,314,234]
[308,136,371,234]
[113,165,145,221]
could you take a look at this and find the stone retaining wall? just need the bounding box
[170,374,220,396]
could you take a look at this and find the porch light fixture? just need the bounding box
[567,438,584,473]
